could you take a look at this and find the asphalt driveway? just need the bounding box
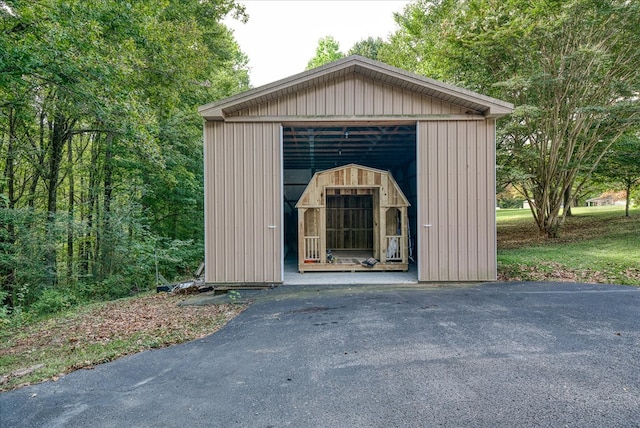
[1,281,639,427]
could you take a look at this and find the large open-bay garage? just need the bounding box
[198,55,513,286]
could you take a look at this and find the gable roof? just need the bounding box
[198,55,514,120]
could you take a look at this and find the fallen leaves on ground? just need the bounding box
[0,292,245,391]
[497,261,638,284]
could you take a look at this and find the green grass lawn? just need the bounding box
[497,205,640,285]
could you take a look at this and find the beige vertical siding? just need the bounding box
[417,120,497,281]
[230,74,471,118]
[204,121,282,284]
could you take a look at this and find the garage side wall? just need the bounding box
[417,119,497,281]
[204,121,282,284]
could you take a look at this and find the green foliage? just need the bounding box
[88,275,144,301]
[306,36,345,69]
[30,289,78,316]
[0,208,53,308]
[386,0,640,237]
[0,0,250,316]
[379,0,458,80]
[348,37,387,61]
[0,289,9,326]
[593,131,640,216]
[497,198,524,210]
[496,185,525,209]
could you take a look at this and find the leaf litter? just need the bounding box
[0,292,245,391]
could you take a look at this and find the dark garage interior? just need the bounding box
[282,124,417,264]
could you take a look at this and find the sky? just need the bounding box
[224,0,412,87]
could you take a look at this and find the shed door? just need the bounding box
[326,195,373,250]
[204,122,282,284]
[417,120,497,282]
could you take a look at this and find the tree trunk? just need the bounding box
[1,107,18,305]
[78,176,87,278]
[533,193,565,239]
[4,108,16,208]
[100,133,114,278]
[27,109,47,208]
[81,134,101,279]
[563,187,573,217]
[67,135,75,281]
[44,111,72,287]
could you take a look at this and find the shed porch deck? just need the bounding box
[299,250,408,272]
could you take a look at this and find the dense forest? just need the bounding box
[0,0,250,314]
[2,0,639,316]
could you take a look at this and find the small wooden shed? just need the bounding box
[296,164,410,272]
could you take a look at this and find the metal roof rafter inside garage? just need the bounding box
[282,124,417,171]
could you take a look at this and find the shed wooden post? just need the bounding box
[298,208,305,267]
[373,190,380,260]
[319,205,327,264]
[379,204,387,263]
[401,207,408,262]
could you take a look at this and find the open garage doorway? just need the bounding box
[281,124,418,284]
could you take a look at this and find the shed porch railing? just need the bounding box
[385,236,402,261]
[304,236,320,261]
[305,235,403,262]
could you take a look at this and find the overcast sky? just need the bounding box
[225,0,411,87]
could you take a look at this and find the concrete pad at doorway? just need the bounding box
[283,259,419,285]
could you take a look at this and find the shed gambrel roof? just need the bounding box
[198,55,514,120]
[295,164,410,209]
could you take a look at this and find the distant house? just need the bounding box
[586,196,615,207]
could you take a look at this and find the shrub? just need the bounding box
[30,288,79,316]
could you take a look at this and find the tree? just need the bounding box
[348,37,386,61]
[0,0,250,312]
[386,0,640,237]
[306,36,344,69]
[593,132,640,217]
[492,1,639,236]
[379,0,457,81]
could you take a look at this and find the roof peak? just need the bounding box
[199,56,514,120]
